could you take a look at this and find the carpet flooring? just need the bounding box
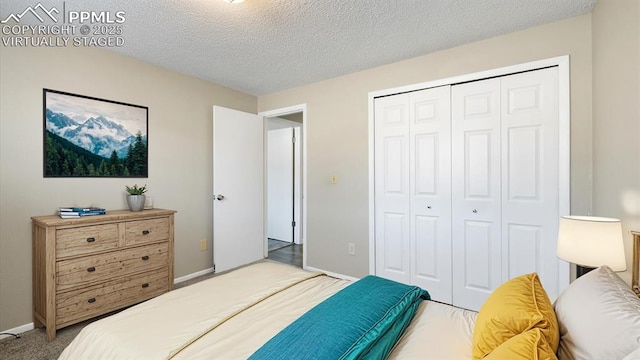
[0,247,303,360]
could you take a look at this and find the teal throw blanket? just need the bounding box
[249,275,430,360]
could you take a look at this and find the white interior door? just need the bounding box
[500,68,560,300]
[213,106,264,273]
[452,78,502,311]
[267,127,294,243]
[374,93,411,284]
[409,86,452,303]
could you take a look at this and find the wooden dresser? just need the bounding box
[32,208,176,341]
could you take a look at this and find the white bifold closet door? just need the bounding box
[374,67,561,311]
[451,68,560,310]
[374,86,452,303]
[451,78,502,310]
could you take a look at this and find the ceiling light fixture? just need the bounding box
[222,0,245,3]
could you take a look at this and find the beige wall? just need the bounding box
[259,15,593,279]
[0,45,256,331]
[592,0,640,284]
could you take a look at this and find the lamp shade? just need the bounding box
[557,216,626,271]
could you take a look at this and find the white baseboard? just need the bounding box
[0,322,34,339]
[0,268,215,339]
[173,267,215,284]
[304,266,360,282]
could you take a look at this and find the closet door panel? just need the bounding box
[465,131,493,197]
[409,86,452,303]
[374,94,411,284]
[414,215,438,275]
[501,68,560,300]
[507,224,541,277]
[452,78,502,311]
[382,212,406,272]
[507,126,540,199]
[415,134,438,193]
[462,220,495,291]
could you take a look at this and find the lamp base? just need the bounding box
[576,265,596,278]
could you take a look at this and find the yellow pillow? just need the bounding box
[485,328,558,360]
[471,273,559,360]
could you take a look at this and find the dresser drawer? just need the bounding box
[56,268,169,327]
[125,218,169,245]
[56,242,168,292]
[56,224,119,258]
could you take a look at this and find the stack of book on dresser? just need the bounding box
[58,207,106,218]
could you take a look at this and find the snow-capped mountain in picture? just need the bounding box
[46,108,145,158]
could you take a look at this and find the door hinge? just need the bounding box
[292,221,296,227]
[213,264,216,273]
[292,136,296,144]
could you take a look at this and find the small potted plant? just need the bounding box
[125,184,147,212]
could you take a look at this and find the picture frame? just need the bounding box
[43,89,148,178]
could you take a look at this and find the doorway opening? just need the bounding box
[260,105,307,268]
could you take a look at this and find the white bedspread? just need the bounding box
[59,261,476,359]
[390,300,477,359]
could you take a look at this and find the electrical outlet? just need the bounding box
[200,239,207,251]
[348,243,355,256]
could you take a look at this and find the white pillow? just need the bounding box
[622,347,640,360]
[554,266,640,360]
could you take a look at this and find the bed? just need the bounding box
[59,261,640,360]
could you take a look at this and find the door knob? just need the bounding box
[216,194,225,201]
[472,209,478,213]
[427,206,432,209]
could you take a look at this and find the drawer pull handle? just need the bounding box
[141,256,150,261]
[86,237,96,243]
[142,230,150,235]
[87,266,96,272]
[141,283,149,288]
[88,298,96,303]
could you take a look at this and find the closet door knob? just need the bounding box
[216,194,225,201]
[427,206,432,209]
[472,209,478,213]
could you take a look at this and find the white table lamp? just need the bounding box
[557,215,626,277]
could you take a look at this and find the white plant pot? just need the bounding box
[127,195,146,212]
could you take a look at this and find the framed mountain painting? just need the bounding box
[43,89,148,177]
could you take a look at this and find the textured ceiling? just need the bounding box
[1,0,596,95]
